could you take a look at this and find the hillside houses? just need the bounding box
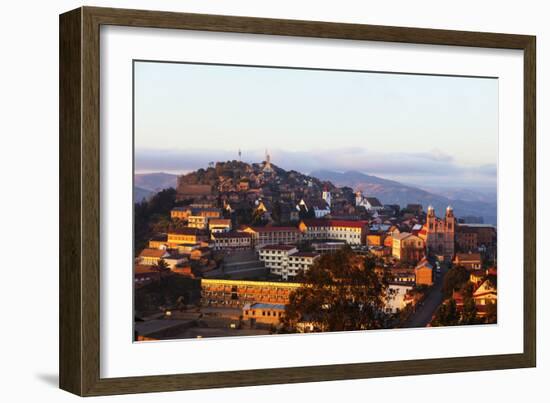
[135,158,497,332]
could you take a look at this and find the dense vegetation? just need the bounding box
[432,265,496,326]
[442,266,470,299]
[134,275,201,316]
[134,188,177,254]
[283,247,390,332]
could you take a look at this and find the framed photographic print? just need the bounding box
[59,6,536,396]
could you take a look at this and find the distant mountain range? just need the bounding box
[134,186,154,203]
[133,172,178,202]
[135,172,178,191]
[133,169,497,224]
[310,170,497,225]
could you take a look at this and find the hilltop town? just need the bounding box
[134,153,497,340]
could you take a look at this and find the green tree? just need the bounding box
[431,299,459,327]
[152,258,170,285]
[271,200,282,224]
[460,297,479,325]
[134,188,177,253]
[283,247,389,333]
[442,266,470,299]
[485,301,497,324]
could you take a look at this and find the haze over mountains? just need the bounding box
[311,170,496,224]
[134,168,497,225]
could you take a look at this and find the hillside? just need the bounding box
[311,170,497,224]
[134,172,178,192]
[133,166,497,224]
[134,186,154,203]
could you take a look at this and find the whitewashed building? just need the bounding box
[259,245,320,280]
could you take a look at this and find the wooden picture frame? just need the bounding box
[59,6,536,396]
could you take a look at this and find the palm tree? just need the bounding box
[153,258,170,282]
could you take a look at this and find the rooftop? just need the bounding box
[212,232,252,239]
[249,303,286,310]
[365,197,383,207]
[209,218,231,225]
[138,248,168,258]
[259,245,298,251]
[168,227,208,236]
[455,253,482,262]
[301,219,368,228]
[250,226,300,233]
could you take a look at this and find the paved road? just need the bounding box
[404,263,448,328]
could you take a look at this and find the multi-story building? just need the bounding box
[388,267,416,284]
[211,232,253,250]
[208,218,232,233]
[187,215,208,229]
[148,234,168,249]
[285,252,320,279]
[200,279,301,307]
[167,227,209,246]
[259,245,320,280]
[193,207,222,219]
[311,241,347,253]
[453,253,482,270]
[242,226,301,248]
[457,224,497,247]
[298,219,368,245]
[170,206,192,220]
[170,206,221,221]
[137,248,170,266]
[415,258,434,286]
[391,232,425,262]
[258,245,298,277]
[455,225,479,252]
[418,205,455,261]
[242,303,285,325]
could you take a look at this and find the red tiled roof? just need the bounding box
[301,219,368,228]
[212,232,251,239]
[168,227,208,236]
[251,226,300,233]
[134,264,159,274]
[209,218,231,225]
[138,248,167,258]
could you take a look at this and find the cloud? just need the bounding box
[135,147,496,187]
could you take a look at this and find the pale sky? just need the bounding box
[134,61,498,188]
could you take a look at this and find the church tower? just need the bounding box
[322,186,332,207]
[262,149,273,173]
[445,206,455,232]
[426,205,436,231]
[355,191,363,207]
[421,205,455,261]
